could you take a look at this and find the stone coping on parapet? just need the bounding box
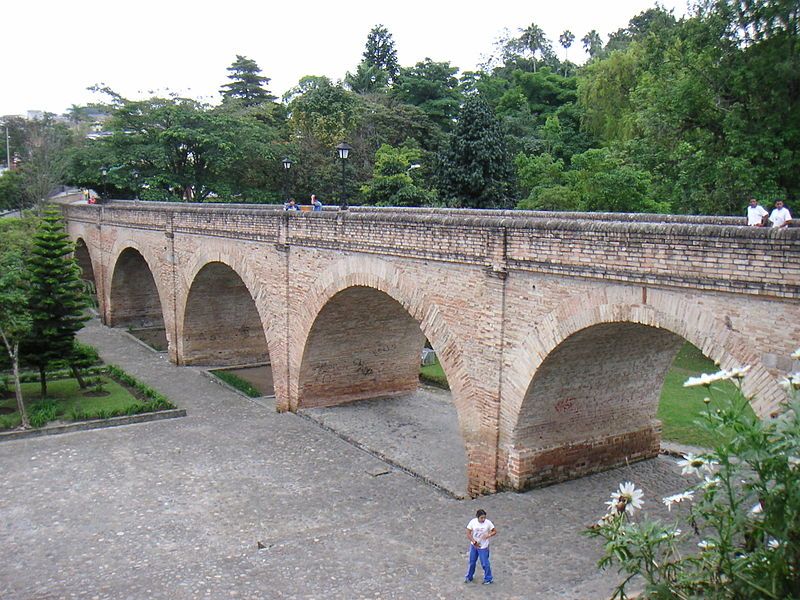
[64,200,800,241]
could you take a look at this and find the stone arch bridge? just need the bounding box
[62,202,800,497]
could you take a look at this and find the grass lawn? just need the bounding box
[0,370,173,430]
[420,342,752,449]
[657,342,750,448]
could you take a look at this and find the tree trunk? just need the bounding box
[39,364,47,398]
[11,345,29,429]
[71,364,86,389]
[1,335,29,430]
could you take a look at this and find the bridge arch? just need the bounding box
[107,242,169,342]
[73,237,99,301]
[177,253,277,382]
[291,256,487,494]
[501,291,785,490]
[73,238,97,288]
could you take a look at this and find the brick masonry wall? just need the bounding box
[181,262,270,366]
[107,248,165,329]
[62,203,800,496]
[298,286,425,408]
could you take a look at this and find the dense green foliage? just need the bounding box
[4,4,796,213]
[437,96,515,208]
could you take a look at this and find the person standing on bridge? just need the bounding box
[769,200,792,228]
[310,194,322,211]
[464,509,496,584]
[746,198,769,226]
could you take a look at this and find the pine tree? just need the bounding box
[363,25,400,83]
[22,210,89,397]
[220,55,276,107]
[436,96,515,209]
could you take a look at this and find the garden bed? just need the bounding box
[0,363,180,435]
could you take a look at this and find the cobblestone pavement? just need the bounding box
[0,320,689,599]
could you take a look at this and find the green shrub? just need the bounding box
[0,414,20,429]
[29,399,59,428]
[211,370,262,397]
[68,405,88,422]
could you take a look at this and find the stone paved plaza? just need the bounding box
[0,320,689,599]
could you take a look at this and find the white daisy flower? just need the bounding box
[701,476,720,489]
[780,373,800,391]
[605,481,644,515]
[662,491,694,511]
[727,365,751,380]
[677,454,716,477]
[684,366,752,387]
[768,538,782,550]
[698,540,716,550]
[658,528,682,541]
[750,502,763,515]
[788,456,800,469]
[684,371,729,387]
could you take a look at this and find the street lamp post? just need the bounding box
[281,157,292,203]
[101,168,108,199]
[336,142,352,210]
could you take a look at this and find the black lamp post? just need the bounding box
[281,157,292,203]
[101,168,108,199]
[335,142,352,210]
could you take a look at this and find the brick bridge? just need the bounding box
[62,202,800,497]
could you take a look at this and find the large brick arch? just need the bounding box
[289,256,486,491]
[500,290,786,490]
[106,240,170,334]
[177,252,278,371]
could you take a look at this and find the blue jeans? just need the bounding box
[466,545,492,582]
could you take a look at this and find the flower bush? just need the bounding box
[586,352,800,599]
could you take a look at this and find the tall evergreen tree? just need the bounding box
[436,95,514,208]
[220,55,276,106]
[22,210,89,397]
[363,25,400,83]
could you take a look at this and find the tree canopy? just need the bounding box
[13,1,794,214]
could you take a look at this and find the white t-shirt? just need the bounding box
[747,204,768,225]
[770,206,792,228]
[467,517,495,549]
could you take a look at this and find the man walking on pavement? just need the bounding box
[465,509,497,585]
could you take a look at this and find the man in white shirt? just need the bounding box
[769,200,792,228]
[464,509,497,584]
[747,198,768,226]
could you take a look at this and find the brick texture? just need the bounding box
[63,202,800,496]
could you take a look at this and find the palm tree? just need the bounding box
[518,22,549,72]
[582,30,604,59]
[559,30,575,75]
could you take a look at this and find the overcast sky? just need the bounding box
[3,0,690,116]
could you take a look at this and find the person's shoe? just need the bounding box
[483,580,493,585]
[464,578,473,583]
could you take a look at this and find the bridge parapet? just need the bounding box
[62,201,799,299]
